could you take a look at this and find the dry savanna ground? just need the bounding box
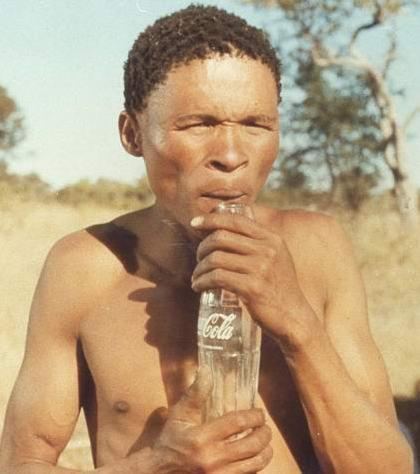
[0,198,419,469]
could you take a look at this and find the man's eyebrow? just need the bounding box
[174,114,277,124]
[241,114,278,124]
[174,114,218,124]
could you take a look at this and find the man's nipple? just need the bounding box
[113,400,130,414]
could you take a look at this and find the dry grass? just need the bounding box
[340,209,420,397]
[0,199,419,469]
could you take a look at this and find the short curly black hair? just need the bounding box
[123,4,281,114]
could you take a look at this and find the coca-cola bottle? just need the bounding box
[197,203,261,422]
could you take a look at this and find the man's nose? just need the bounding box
[206,126,248,172]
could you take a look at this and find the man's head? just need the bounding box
[123,4,281,115]
[119,5,281,232]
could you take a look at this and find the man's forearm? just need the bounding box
[281,317,413,474]
[3,463,84,474]
[3,447,164,474]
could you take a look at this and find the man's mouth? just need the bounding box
[200,189,246,202]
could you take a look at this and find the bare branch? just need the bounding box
[310,39,404,175]
[279,146,324,171]
[311,46,370,71]
[349,1,386,53]
[403,106,420,132]
[282,145,323,161]
[382,29,398,79]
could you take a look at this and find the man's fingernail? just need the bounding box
[190,216,204,227]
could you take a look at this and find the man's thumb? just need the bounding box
[170,366,213,423]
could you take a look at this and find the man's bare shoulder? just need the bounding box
[48,226,120,281]
[44,209,146,295]
[257,205,346,248]
[257,205,356,286]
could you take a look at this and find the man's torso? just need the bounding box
[77,206,327,472]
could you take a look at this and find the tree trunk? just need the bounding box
[392,171,418,228]
[387,119,418,228]
[310,24,419,229]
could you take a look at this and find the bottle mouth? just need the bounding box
[214,202,254,219]
[215,202,245,212]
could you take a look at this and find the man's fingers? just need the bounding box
[192,251,253,280]
[169,366,212,424]
[213,444,273,474]
[205,409,266,441]
[196,230,256,262]
[191,213,265,240]
[223,425,272,460]
[191,268,251,297]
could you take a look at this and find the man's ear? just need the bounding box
[118,111,143,157]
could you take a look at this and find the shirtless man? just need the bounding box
[0,5,414,473]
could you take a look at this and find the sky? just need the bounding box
[1,0,419,189]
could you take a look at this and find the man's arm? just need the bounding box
[0,233,273,474]
[0,235,107,473]
[281,217,413,473]
[191,210,414,473]
[0,237,88,472]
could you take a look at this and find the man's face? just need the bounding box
[136,54,280,229]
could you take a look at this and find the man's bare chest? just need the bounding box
[78,269,323,465]
[80,278,200,412]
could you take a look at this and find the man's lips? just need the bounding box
[200,189,246,200]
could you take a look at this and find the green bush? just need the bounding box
[0,160,52,203]
[0,160,154,210]
[55,176,154,209]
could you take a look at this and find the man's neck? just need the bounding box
[132,205,198,288]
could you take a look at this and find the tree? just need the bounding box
[279,62,384,210]
[244,0,420,225]
[0,86,25,157]
[0,160,51,202]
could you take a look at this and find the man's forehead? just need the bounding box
[140,55,278,117]
[167,53,273,84]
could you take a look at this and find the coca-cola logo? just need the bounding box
[202,312,236,340]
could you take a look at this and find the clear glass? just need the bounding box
[197,203,261,422]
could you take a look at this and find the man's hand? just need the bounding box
[146,368,273,473]
[190,212,318,351]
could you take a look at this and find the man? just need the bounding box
[0,5,413,473]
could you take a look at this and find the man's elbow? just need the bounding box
[396,425,418,474]
[381,429,415,474]
[0,439,58,474]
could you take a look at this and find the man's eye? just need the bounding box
[191,121,215,128]
[181,122,215,130]
[243,122,269,130]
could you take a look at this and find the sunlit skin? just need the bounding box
[133,55,280,235]
[0,55,413,474]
